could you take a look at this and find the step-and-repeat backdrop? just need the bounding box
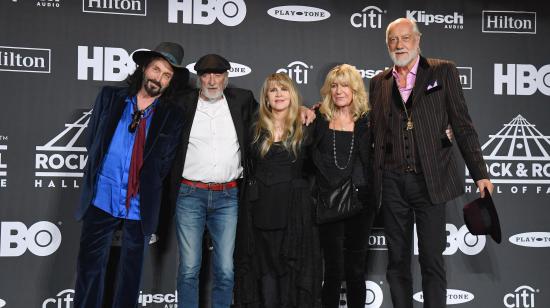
[1,0,548,307]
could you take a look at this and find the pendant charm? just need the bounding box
[406,119,414,130]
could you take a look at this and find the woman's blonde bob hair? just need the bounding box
[254,73,304,158]
[319,64,369,121]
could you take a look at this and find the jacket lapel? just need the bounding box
[102,89,127,154]
[410,56,432,107]
[225,89,245,149]
[143,99,169,160]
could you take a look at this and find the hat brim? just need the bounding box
[132,50,186,70]
[463,188,502,244]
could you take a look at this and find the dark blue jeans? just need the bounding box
[74,206,150,308]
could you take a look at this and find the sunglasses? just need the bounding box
[128,110,145,133]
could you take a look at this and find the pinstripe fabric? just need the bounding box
[369,56,489,206]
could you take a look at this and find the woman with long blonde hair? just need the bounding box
[311,64,375,308]
[234,73,321,307]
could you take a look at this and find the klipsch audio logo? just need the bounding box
[457,67,472,89]
[168,0,246,26]
[34,110,91,189]
[277,61,312,84]
[186,61,251,77]
[0,46,51,73]
[339,281,383,308]
[494,64,550,96]
[83,0,146,16]
[350,6,386,29]
[77,46,147,81]
[36,0,61,8]
[414,289,474,305]
[0,136,7,188]
[138,290,177,307]
[465,115,550,194]
[503,285,539,308]
[268,5,330,22]
[509,232,550,248]
[42,289,74,308]
[0,221,62,257]
[482,11,536,34]
[406,10,463,29]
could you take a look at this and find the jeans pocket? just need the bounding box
[178,183,196,198]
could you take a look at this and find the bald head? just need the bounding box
[386,18,422,44]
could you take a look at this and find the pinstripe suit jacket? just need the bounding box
[368,56,489,207]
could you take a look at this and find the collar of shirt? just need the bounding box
[126,95,159,119]
[197,94,227,118]
[391,55,420,91]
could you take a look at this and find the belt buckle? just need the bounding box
[404,166,415,173]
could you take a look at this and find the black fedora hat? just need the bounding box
[463,187,502,243]
[132,42,185,69]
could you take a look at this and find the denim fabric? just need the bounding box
[175,183,238,308]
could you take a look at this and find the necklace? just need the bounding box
[332,128,354,170]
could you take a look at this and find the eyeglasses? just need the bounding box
[128,110,144,133]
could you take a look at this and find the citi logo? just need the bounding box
[503,285,539,308]
[186,62,251,77]
[350,6,386,29]
[35,110,91,189]
[77,46,146,81]
[494,64,550,96]
[414,289,474,305]
[276,61,312,84]
[0,46,51,73]
[83,0,146,16]
[509,232,550,248]
[457,67,472,89]
[42,289,74,308]
[267,5,330,22]
[406,10,463,29]
[0,221,62,257]
[36,0,61,8]
[482,11,536,34]
[168,0,247,27]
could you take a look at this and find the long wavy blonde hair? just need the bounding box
[254,73,304,158]
[319,64,369,121]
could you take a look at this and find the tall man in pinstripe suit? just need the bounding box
[368,18,493,308]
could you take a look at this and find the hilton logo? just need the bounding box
[482,11,536,34]
[457,67,472,90]
[34,110,91,189]
[0,46,51,73]
[82,0,146,16]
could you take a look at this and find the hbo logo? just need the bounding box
[168,0,247,26]
[414,223,486,255]
[494,63,550,96]
[0,221,62,257]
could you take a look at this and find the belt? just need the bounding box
[180,178,238,191]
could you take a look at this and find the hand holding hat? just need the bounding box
[463,187,502,243]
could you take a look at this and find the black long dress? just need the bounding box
[233,131,322,308]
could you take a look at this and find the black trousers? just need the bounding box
[318,209,374,308]
[381,171,447,308]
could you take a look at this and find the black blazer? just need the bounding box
[368,56,489,207]
[166,87,258,212]
[76,86,184,236]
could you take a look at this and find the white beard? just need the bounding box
[201,88,223,101]
[390,48,419,67]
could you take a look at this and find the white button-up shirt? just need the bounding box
[182,95,242,183]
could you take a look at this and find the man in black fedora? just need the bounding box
[74,42,188,308]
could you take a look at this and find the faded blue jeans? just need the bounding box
[175,182,238,308]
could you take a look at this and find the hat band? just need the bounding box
[159,52,179,66]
